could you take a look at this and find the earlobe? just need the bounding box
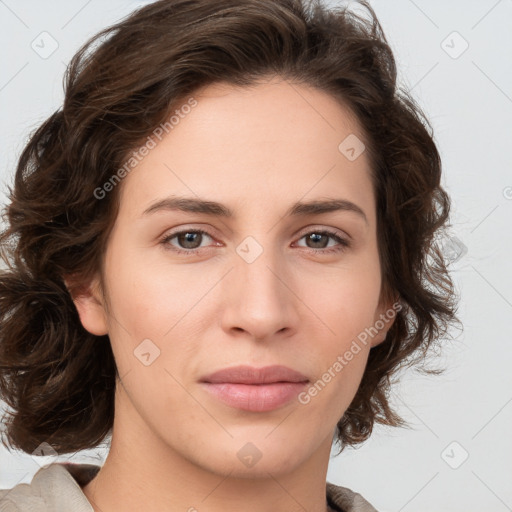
[64,274,109,336]
[370,326,388,348]
[370,294,400,348]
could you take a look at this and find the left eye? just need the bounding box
[160,229,350,255]
[295,231,349,252]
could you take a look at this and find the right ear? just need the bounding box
[64,273,109,336]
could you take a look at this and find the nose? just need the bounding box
[219,244,299,342]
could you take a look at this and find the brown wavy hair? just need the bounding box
[0,0,460,456]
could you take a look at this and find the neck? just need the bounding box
[83,441,334,512]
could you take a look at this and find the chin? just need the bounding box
[185,436,311,480]
[217,454,305,480]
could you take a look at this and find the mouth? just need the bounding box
[199,365,309,412]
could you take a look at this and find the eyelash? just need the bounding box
[159,228,350,256]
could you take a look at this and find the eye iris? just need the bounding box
[307,233,328,249]
[178,232,202,249]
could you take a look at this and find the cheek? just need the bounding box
[99,253,168,372]
[105,246,211,339]
[295,349,369,440]
[299,317,371,423]
[101,253,206,416]
[298,256,380,406]
[305,260,381,341]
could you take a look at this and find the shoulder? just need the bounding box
[0,462,100,512]
[326,480,378,512]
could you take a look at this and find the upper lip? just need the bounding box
[200,365,309,384]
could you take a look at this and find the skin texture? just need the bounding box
[71,75,396,512]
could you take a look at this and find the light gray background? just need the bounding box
[0,1,511,511]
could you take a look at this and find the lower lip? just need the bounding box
[201,382,308,412]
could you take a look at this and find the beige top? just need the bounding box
[0,463,378,512]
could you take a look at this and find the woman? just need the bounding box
[0,0,459,511]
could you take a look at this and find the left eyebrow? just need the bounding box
[141,196,368,226]
[286,198,368,226]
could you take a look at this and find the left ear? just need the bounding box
[369,292,401,348]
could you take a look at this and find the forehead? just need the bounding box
[188,77,363,143]
[116,77,374,223]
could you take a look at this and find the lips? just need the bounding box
[200,365,309,385]
[199,365,309,412]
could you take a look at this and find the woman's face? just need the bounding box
[75,76,395,478]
